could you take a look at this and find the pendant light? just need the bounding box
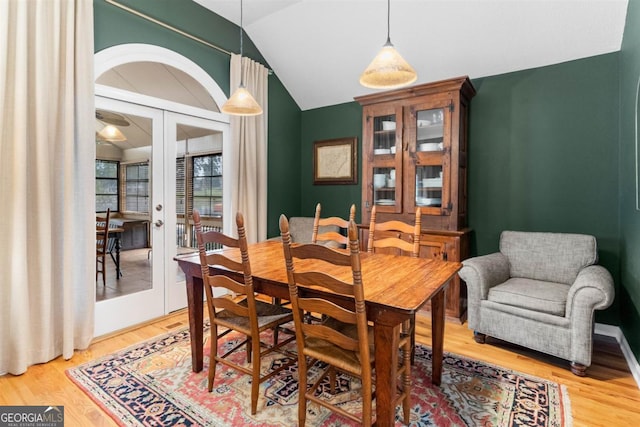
[97,125,127,142]
[359,0,417,89]
[221,0,263,116]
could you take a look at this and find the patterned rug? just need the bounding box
[66,323,572,426]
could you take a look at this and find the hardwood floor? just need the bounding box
[96,247,197,301]
[96,248,153,301]
[1,310,639,426]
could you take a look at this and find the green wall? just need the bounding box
[267,77,303,235]
[93,0,302,237]
[302,56,622,326]
[300,103,363,221]
[619,0,640,361]
[467,55,621,325]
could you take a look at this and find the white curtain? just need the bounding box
[0,0,95,375]
[228,54,268,243]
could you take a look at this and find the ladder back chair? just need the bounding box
[368,205,422,363]
[193,210,296,415]
[280,214,411,426]
[307,202,357,323]
[311,202,356,247]
[96,208,111,286]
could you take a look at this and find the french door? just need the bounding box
[94,99,228,336]
[165,112,228,313]
[95,97,165,336]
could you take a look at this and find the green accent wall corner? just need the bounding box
[300,102,363,222]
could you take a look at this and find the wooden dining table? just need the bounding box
[175,239,461,427]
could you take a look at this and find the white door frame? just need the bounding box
[94,44,230,335]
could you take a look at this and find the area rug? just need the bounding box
[66,323,572,426]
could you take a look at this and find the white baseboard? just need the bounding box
[595,323,640,389]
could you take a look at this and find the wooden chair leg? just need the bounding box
[208,327,218,392]
[329,367,336,394]
[250,339,261,415]
[298,357,308,427]
[396,320,413,424]
[407,316,416,364]
[402,337,412,425]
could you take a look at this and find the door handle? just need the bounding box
[155,219,164,227]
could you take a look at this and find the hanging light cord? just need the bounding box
[239,0,245,87]
[386,0,391,45]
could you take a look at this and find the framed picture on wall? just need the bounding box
[313,137,358,185]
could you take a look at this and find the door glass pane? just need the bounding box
[373,167,396,206]
[95,109,153,301]
[174,124,223,294]
[416,165,442,207]
[416,108,444,152]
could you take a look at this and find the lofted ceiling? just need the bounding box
[194,0,629,111]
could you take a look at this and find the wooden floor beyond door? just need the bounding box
[1,311,639,426]
[95,248,152,301]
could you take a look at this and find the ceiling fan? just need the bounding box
[95,109,129,144]
[95,109,130,127]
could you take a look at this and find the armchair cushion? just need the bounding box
[488,278,570,316]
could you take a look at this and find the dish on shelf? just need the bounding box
[418,126,444,140]
[373,174,387,189]
[381,121,396,131]
[376,199,395,205]
[374,148,391,155]
[416,197,442,206]
[419,142,443,152]
[422,178,443,187]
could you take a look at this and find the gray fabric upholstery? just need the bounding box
[459,230,614,371]
[500,231,597,285]
[268,217,340,248]
[488,278,570,316]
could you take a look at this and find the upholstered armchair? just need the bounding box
[458,231,614,376]
[268,216,340,247]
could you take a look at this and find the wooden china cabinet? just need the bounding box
[355,76,475,323]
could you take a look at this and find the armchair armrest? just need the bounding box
[459,252,510,329]
[566,265,615,318]
[459,252,510,300]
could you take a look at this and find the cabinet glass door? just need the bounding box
[406,102,451,215]
[373,114,397,155]
[416,108,444,154]
[373,166,397,206]
[416,165,443,208]
[364,106,402,215]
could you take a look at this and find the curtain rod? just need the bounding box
[104,0,273,73]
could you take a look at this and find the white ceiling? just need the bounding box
[195,0,629,111]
